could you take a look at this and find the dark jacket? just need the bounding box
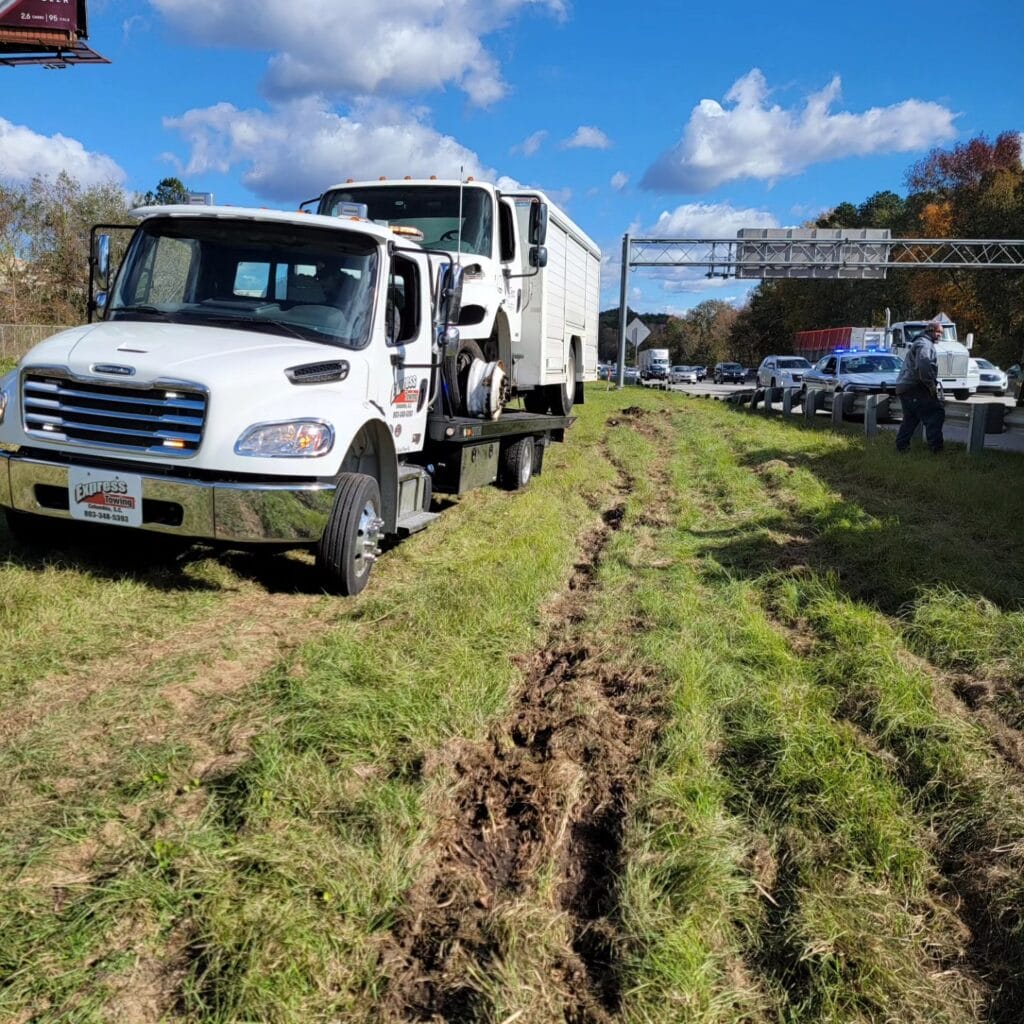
[895,335,939,394]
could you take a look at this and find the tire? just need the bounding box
[953,389,969,401]
[443,339,485,416]
[546,343,577,416]
[316,474,384,595]
[770,378,777,389]
[500,436,534,491]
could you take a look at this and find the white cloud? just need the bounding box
[164,97,503,202]
[610,171,628,191]
[648,201,779,237]
[642,69,958,192]
[0,119,126,187]
[149,0,566,106]
[562,126,611,150]
[512,130,547,157]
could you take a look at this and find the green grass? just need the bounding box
[3,386,1024,1021]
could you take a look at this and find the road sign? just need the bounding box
[626,317,650,348]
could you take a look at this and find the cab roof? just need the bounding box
[129,204,400,245]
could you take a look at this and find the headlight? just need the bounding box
[234,420,334,457]
[0,370,14,426]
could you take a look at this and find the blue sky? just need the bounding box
[2,0,1021,313]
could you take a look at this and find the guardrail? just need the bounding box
[726,386,1022,455]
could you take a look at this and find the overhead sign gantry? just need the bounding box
[616,228,1024,387]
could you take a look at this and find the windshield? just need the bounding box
[778,358,811,369]
[840,354,902,373]
[905,323,957,344]
[108,217,379,349]
[975,358,994,369]
[319,184,494,257]
[720,363,742,370]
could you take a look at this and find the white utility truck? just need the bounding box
[637,347,670,382]
[887,312,975,400]
[312,179,601,416]
[0,205,580,594]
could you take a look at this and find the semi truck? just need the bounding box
[637,347,670,381]
[887,313,975,400]
[311,178,601,417]
[0,204,581,595]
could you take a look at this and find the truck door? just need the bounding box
[497,196,522,350]
[381,253,432,455]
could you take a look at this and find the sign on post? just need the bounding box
[626,318,650,349]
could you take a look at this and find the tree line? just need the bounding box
[605,132,1024,369]
[0,175,190,325]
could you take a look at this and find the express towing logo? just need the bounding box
[73,479,137,512]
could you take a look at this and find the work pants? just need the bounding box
[895,385,945,452]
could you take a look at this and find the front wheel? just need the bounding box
[953,389,970,401]
[316,474,384,595]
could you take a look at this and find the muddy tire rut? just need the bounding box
[384,496,666,1022]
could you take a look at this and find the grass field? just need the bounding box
[2,384,1024,1023]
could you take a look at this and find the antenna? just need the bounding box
[456,166,464,266]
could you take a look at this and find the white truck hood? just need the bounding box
[9,320,373,476]
[24,320,340,382]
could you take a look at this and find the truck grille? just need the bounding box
[21,371,208,457]
[938,352,969,378]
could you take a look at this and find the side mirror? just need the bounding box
[93,233,111,293]
[965,332,974,350]
[529,201,548,246]
[436,263,464,325]
[529,245,548,268]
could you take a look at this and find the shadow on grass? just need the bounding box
[701,441,1024,614]
[0,519,330,596]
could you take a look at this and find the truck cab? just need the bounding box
[888,315,975,400]
[314,179,600,416]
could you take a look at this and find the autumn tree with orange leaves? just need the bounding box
[732,132,1024,367]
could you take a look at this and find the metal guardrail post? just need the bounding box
[864,395,878,438]
[804,388,822,423]
[782,388,793,417]
[967,404,987,454]
[751,388,763,411]
[831,392,846,431]
[763,386,774,416]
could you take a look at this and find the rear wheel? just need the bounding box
[500,436,535,490]
[316,474,384,595]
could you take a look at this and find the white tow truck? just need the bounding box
[0,204,581,594]
[312,179,601,416]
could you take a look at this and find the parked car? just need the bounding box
[668,365,698,385]
[801,351,904,395]
[713,362,746,384]
[970,357,1008,395]
[757,356,812,388]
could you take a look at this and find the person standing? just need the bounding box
[895,321,945,453]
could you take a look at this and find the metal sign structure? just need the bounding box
[0,0,107,67]
[615,230,1024,387]
[625,317,650,350]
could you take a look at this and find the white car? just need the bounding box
[757,355,812,389]
[970,357,1008,395]
[667,365,698,385]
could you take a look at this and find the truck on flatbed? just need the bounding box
[312,178,601,416]
[0,204,577,594]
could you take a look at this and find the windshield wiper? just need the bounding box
[196,314,320,343]
[111,304,166,316]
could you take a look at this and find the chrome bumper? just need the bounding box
[0,453,336,544]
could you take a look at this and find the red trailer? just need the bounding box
[794,326,886,362]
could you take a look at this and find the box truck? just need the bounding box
[313,179,600,416]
